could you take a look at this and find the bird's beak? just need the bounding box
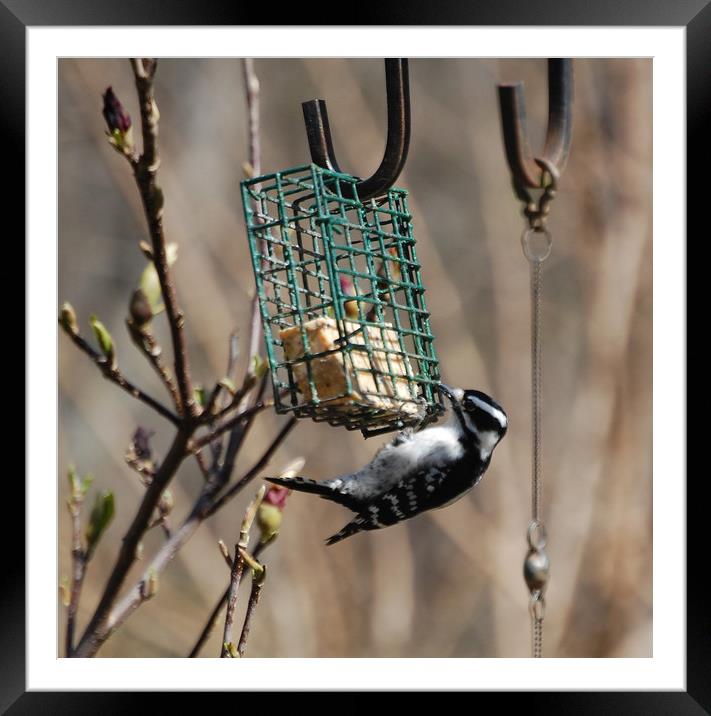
[437,383,458,405]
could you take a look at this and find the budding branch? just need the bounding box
[62,58,296,658]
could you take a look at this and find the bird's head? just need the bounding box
[438,383,508,451]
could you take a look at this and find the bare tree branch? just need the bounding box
[238,563,266,657]
[193,450,213,482]
[221,559,246,657]
[127,319,182,411]
[130,58,195,419]
[65,488,88,656]
[62,57,298,660]
[206,375,257,424]
[59,324,180,426]
[206,417,297,518]
[73,426,191,657]
[188,539,270,658]
[242,59,265,367]
[242,59,261,181]
[203,330,241,430]
[188,398,274,454]
[84,415,293,652]
[221,486,265,657]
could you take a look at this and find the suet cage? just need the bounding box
[241,164,444,436]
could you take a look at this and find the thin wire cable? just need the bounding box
[531,257,544,659]
[521,219,553,659]
[532,610,543,658]
[531,259,543,523]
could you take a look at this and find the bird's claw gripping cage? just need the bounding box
[241,164,444,436]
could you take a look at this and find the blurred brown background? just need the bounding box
[58,58,652,658]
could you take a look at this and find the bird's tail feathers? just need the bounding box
[265,476,358,510]
[325,517,366,546]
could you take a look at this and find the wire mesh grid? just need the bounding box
[241,164,444,436]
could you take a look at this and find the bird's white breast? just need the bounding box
[392,424,464,466]
[346,420,464,499]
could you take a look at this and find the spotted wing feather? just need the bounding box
[325,464,453,546]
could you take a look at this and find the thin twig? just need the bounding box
[187,532,270,659]
[238,564,266,657]
[130,57,195,418]
[214,376,269,497]
[242,59,265,366]
[207,376,258,424]
[206,416,297,517]
[65,494,87,657]
[202,330,243,475]
[188,398,274,454]
[221,560,246,657]
[204,330,241,420]
[194,450,213,482]
[242,59,261,181]
[221,486,265,657]
[127,321,182,411]
[60,326,180,426]
[217,540,233,569]
[125,440,174,539]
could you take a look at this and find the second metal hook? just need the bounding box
[498,58,574,193]
[302,58,411,202]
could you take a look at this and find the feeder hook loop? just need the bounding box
[497,58,573,196]
[302,58,411,202]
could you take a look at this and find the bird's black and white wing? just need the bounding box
[326,463,454,545]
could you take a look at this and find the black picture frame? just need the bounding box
[9,1,701,711]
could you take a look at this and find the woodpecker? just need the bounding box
[266,384,507,545]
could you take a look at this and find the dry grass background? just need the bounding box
[58,58,652,658]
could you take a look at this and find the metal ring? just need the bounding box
[529,594,546,620]
[527,520,548,550]
[521,227,553,264]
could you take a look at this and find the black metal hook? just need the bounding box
[302,58,411,202]
[498,59,574,192]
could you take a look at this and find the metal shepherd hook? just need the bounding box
[302,58,411,201]
[498,58,573,200]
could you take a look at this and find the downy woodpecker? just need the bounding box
[266,384,508,545]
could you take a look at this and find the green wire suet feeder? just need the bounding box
[241,164,443,436]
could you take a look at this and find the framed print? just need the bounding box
[9,0,702,710]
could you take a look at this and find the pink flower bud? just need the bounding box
[257,484,291,543]
[264,484,290,510]
[102,87,132,134]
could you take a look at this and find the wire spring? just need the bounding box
[532,610,544,658]
[531,259,542,522]
[520,168,555,658]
